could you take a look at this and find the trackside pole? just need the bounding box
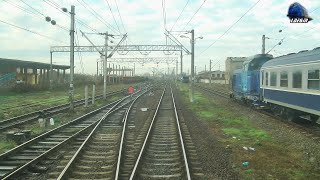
[85,84,88,107]
[92,84,95,104]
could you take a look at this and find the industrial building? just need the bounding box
[0,58,70,88]
[225,57,246,85]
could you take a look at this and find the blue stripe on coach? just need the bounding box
[263,88,320,111]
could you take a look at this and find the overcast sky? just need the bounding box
[1,0,319,75]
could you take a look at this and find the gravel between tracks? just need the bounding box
[211,92,320,172]
[175,87,239,180]
[175,84,320,179]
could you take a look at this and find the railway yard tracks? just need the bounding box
[0,83,205,179]
[194,84,320,136]
[0,86,149,179]
[128,86,203,180]
[0,89,125,131]
[54,89,146,180]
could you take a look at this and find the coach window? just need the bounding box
[308,69,320,90]
[270,72,277,86]
[292,71,302,88]
[280,72,288,87]
[265,72,269,86]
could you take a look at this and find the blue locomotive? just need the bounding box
[230,47,320,123]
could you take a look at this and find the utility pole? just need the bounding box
[133,63,135,76]
[116,65,119,83]
[50,51,53,90]
[112,64,115,84]
[190,29,195,103]
[209,60,212,84]
[69,5,75,110]
[96,59,99,78]
[205,65,206,72]
[176,60,178,79]
[180,50,183,76]
[262,35,266,54]
[108,63,111,82]
[103,31,108,99]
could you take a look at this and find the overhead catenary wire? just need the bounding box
[198,0,262,57]
[0,19,67,44]
[114,0,127,33]
[104,0,122,34]
[170,0,189,31]
[74,23,84,74]
[271,6,320,46]
[181,0,207,31]
[162,0,167,30]
[4,0,68,32]
[4,0,68,31]
[77,0,120,34]
[43,0,98,33]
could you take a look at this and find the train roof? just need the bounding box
[262,47,320,68]
[243,54,273,64]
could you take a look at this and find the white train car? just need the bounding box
[260,47,320,122]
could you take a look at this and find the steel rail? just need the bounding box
[128,87,166,180]
[0,89,125,130]
[0,97,125,179]
[171,86,191,180]
[115,89,144,180]
[194,84,229,98]
[57,89,149,179]
[195,84,320,136]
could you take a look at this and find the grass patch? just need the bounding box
[179,83,269,142]
[0,140,16,154]
[0,83,134,120]
[178,83,320,179]
[222,128,270,141]
[198,110,215,119]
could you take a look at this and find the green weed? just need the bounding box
[0,140,16,154]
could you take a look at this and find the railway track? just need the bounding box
[55,89,145,180]
[194,84,230,98]
[194,84,320,137]
[0,89,125,131]
[0,87,151,179]
[128,86,191,180]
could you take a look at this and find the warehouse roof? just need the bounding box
[0,58,70,70]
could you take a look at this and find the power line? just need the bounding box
[74,22,84,74]
[77,0,120,34]
[181,0,207,31]
[104,0,122,34]
[198,0,262,57]
[162,0,167,30]
[170,0,189,31]
[0,19,66,44]
[7,0,43,18]
[17,0,69,31]
[43,0,98,33]
[21,0,45,17]
[114,0,126,33]
[273,6,320,44]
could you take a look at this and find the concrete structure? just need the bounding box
[225,57,246,84]
[0,58,69,87]
[198,70,225,79]
[197,70,227,84]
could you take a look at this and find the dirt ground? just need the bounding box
[175,83,320,180]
